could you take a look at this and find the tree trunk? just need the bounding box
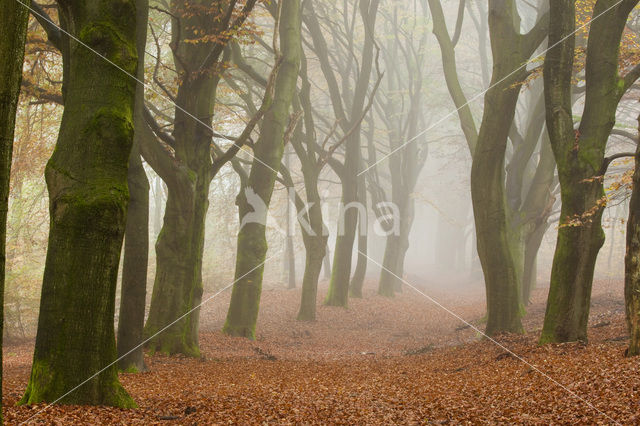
[472,7,525,336]
[324,0,380,308]
[326,158,359,307]
[297,237,325,321]
[223,0,301,339]
[0,1,30,418]
[296,177,327,321]
[349,173,368,298]
[625,115,640,357]
[20,0,137,406]
[144,172,206,356]
[470,1,548,335]
[541,0,638,343]
[117,0,150,373]
[144,0,235,356]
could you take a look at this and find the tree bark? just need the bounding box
[223,0,301,339]
[0,0,30,418]
[471,1,547,335]
[625,114,640,357]
[143,0,260,355]
[117,0,150,373]
[349,173,368,298]
[322,0,380,307]
[541,0,639,343]
[20,0,137,406]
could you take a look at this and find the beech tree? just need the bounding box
[428,0,550,334]
[304,0,381,307]
[375,3,429,297]
[117,0,150,373]
[224,0,302,339]
[20,0,138,406]
[541,0,640,343]
[0,0,31,418]
[625,112,640,357]
[141,0,260,356]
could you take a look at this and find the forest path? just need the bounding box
[3,278,637,424]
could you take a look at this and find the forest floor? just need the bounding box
[3,276,639,424]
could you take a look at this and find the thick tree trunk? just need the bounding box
[20,0,137,406]
[224,0,301,338]
[625,116,640,357]
[470,1,548,335]
[541,0,638,343]
[144,0,235,356]
[0,1,30,418]
[117,0,150,373]
[471,5,530,336]
[144,173,207,356]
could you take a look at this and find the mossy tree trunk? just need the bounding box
[0,1,30,419]
[470,1,548,335]
[143,62,216,356]
[117,0,150,373]
[430,0,554,325]
[223,0,302,339]
[143,0,258,356]
[541,0,640,344]
[625,114,640,357]
[20,0,138,407]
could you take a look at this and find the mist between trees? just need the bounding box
[2,0,640,421]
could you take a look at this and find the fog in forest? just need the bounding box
[5,0,636,345]
[4,0,640,422]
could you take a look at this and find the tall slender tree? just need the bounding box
[223,0,302,338]
[20,0,138,406]
[117,0,151,373]
[0,0,31,419]
[304,0,381,307]
[428,0,549,334]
